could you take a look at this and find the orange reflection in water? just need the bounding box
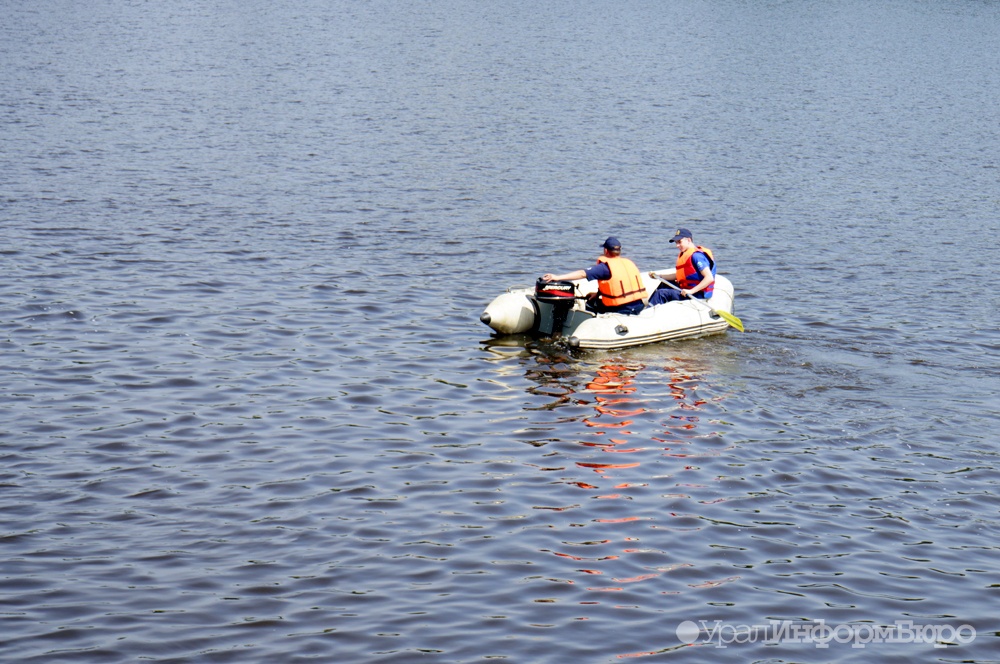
[576,462,641,472]
[518,353,736,627]
[581,364,645,433]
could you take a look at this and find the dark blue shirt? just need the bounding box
[584,263,612,281]
[690,251,711,276]
[687,251,714,299]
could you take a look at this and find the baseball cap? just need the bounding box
[669,228,693,243]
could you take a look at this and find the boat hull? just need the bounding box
[481,272,736,350]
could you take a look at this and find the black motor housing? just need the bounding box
[534,278,576,304]
[534,279,577,336]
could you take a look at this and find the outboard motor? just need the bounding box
[534,279,577,336]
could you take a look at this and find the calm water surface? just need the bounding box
[2,1,999,662]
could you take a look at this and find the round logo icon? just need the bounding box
[676,620,700,644]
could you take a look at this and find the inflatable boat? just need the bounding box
[480,270,739,350]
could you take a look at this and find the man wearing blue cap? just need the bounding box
[541,237,646,315]
[647,228,716,306]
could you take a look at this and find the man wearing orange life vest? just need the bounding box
[541,237,646,315]
[647,228,716,306]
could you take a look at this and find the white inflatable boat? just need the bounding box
[480,270,739,350]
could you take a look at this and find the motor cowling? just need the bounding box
[534,279,577,337]
[534,279,576,304]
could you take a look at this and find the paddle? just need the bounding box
[653,277,744,332]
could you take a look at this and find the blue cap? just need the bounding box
[669,228,693,243]
[601,236,621,250]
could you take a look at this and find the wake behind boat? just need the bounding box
[480,271,739,350]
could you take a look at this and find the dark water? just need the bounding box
[2,0,999,661]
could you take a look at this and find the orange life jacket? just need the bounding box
[596,256,645,307]
[675,246,716,295]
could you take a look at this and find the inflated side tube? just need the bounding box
[480,291,537,334]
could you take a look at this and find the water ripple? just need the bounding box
[3,0,1000,661]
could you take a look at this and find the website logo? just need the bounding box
[676,619,976,649]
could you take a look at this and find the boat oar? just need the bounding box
[654,277,744,332]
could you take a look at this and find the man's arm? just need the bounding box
[681,264,715,297]
[543,263,611,283]
[542,269,587,282]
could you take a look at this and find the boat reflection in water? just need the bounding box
[480,337,744,651]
